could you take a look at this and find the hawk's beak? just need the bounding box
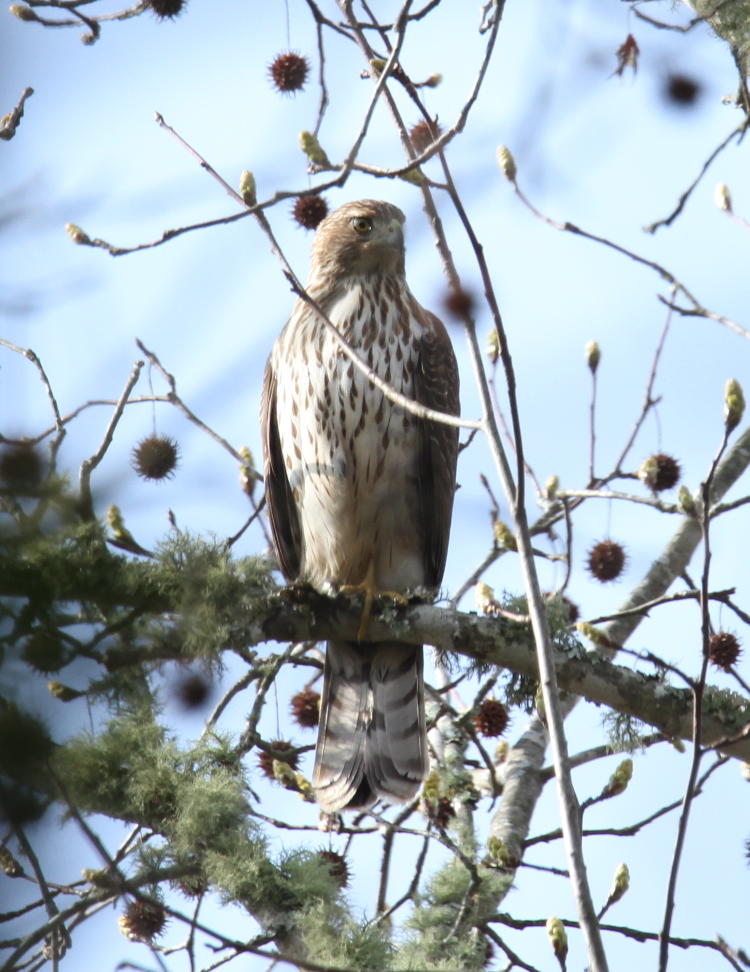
[384,218,404,248]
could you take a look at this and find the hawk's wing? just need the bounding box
[414,310,460,588]
[260,356,302,581]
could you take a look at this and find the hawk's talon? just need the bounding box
[339,564,407,641]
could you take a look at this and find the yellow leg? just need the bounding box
[339,562,408,641]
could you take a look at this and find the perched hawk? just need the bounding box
[261,199,459,812]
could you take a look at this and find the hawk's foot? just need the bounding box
[339,564,408,641]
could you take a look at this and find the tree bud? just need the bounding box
[724,378,745,432]
[299,130,330,167]
[239,169,256,206]
[65,222,90,245]
[585,340,601,373]
[546,916,568,966]
[496,145,517,182]
[714,182,732,212]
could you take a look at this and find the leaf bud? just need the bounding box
[299,130,330,167]
[544,475,559,500]
[400,166,427,186]
[493,519,516,550]
[677,485,697,517]
[239,169,256,207]
[585,340,601,373]
[496,145,517,182]
[607,862,630,906]
[602,757,633,798]
[488,835,518,867]
[48,681,83,702]
[487,328,501,364]
[424,72,442,87]
[714,182,732,212]
[724,378,745,432]
[475,581,497,615]
[10,3,35,19]
[65,222,90,245]
[546,916,568,966]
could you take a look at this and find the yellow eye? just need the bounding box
[351,216,373,235]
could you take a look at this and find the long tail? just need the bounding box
[312,640,427,813]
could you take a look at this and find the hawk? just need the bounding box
[261,199,459,812]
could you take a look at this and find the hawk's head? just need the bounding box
[310,199,406,279]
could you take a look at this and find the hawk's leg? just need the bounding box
[339,561,408,641]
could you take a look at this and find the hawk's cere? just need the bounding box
[261,199,460,812]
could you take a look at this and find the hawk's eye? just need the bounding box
[351,216,373,235]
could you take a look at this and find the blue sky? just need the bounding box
[2,0,750,968]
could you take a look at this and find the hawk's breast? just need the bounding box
[274,277,428,592]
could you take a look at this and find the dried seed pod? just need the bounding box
[473,698,509,737]
[708,631,742,671]
[131,435,180,481]
[290,688,320,728]
[268,52,310,94]
[292,194,329,230]
[638,453,681,492]
[118,900,167,942]
[587,540,626,583]
[256,740,299,780]
[318,850,349,888]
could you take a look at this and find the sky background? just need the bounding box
[2,0,750,969]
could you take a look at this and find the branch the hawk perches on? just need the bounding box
[261,199,460,812]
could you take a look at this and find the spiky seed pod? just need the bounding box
[318,850,350,888]
[22,630,66,674]
[148,0,186,17]
[665,73,701,106]
[290,688,320,728]
[587,540,626,583]
[443,285,475,320]
[175,672,210,709]
[708,631,742,671]
[0,442,44,490]
[422,795,455,829]
[118,900,167,942]
[638,453,681,492]
[131,435,180,481]
[268,52,309,94]
[256,740,299,780]
[473,698,509,737]
[409,118,442,154]
[176,870,209,898]
[292,194,329,230]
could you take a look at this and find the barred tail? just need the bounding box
[312,640,427,813]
